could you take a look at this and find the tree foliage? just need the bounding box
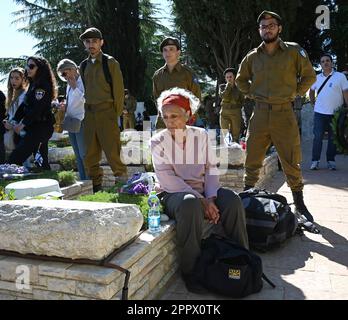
[1,0,162,99]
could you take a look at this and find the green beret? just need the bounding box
[257,11,282,24]
[79,27,103,41]
[160,37,180,52]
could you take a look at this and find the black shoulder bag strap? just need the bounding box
[80,59,88,88]
[317,74,332,96]
[102,53,114,101]
[80,55,114,101]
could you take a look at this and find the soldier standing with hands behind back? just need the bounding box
[236,11,317,222]
[219,68,244,142]
[122,89,137,130]
[79,27,127,193]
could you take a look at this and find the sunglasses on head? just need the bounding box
[27,63,37,70]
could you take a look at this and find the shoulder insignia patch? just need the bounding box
[35,89,45,100]
[299,49,307,58]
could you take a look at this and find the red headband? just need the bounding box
[162,94,191,116]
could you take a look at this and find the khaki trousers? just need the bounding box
[220,108,242,142]
[84,102,127,186]
[162,188,249,275]
[123,113,135,130]
[245,102,303,191]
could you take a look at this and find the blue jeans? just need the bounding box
[69,121,88,180]
[312,112,336,162]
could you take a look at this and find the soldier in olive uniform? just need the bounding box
[79,27,127,192]
[235,11,317,222]
[219,68,244,142]
[123,89,137,130]
[153,37,201,129]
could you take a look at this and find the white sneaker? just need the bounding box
[327,161,336,170]
[310,161,319,170]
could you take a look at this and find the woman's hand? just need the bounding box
[13,123,25,134]
[3,120,13,130]
[67,75,77,89]
[201,197,220,224]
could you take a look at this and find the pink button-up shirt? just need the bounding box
[150,126,220,199]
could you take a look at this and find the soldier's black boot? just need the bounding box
[292,191,314,222]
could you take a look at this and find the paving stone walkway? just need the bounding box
[159,140,348,300]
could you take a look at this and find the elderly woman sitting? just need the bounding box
[150,88,249,293]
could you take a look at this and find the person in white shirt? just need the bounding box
[309,54,348,170]
[57,59,88,180]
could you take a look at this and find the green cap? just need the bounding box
[160,37,180,52]
[79,27,103,41]
[257,10,282,24]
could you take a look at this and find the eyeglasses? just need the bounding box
[259,23,279,31]
[26,63,37,70]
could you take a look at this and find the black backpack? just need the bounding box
[239,189,299,251]
[194,235,275,298]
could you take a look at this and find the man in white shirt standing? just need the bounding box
[309,54,348,170]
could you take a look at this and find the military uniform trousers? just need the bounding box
[162,188,249,275]
[245,102,303,192]
[84,102,127,186]
[220,107,242,141]
[123,113,135,130]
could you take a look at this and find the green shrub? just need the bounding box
[78,190,151,229]
[58,171,77,187]
[78,191,118,203]
[59,154,77,171]
[0,187,15,200]
[49,137,71,148]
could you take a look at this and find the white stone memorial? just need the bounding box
[0,200,144,260]
[5,179,61,200]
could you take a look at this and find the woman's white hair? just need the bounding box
[157,87,200,115]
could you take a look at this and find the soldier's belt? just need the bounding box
[85,102,114,113]
[255,101,292,111]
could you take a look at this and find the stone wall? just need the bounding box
[218,152,279,192]
[60,181,93,200]
[0,222,177,300]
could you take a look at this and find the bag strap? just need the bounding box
[102,53,114,101]
[317,74,332,96]
[262,273,276,288]
[80,55,114,101]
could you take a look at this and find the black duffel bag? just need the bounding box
[239,189,298,251]
[194,235,275,298]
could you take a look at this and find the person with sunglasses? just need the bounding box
[236,11,317,222]
[8,56,57,170]
[56,58,88,181]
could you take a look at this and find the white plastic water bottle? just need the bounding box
[148,191,161,233]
